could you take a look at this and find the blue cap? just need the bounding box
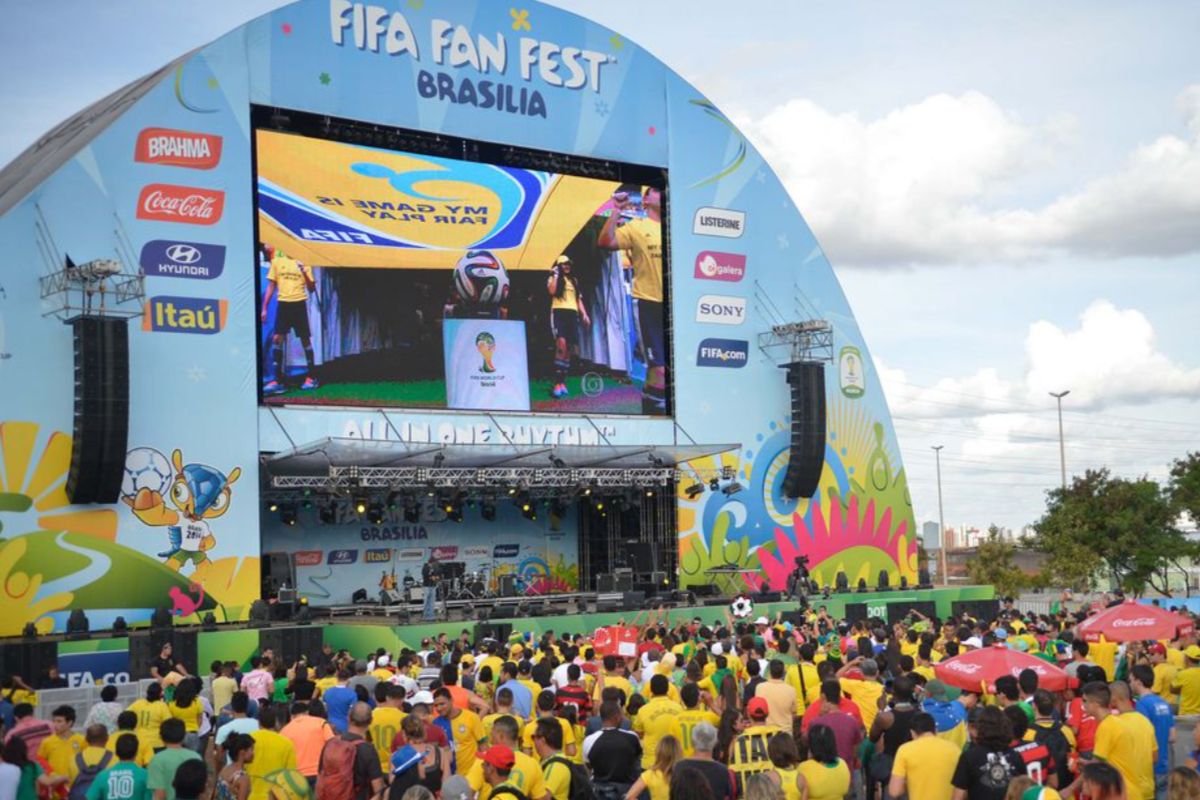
[182,463,229,516]
[994,629,1008,640]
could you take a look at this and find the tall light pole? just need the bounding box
[1050,390,1070,491]
[933,445,947,584]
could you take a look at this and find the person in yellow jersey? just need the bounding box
[107,711,155,768]
[545,254,591,399]
[467,716,550,800]
[522,691,577,758]
[246,707,298,800]
[1083,681,1140,799]
[1172,646,1200,715]
[64,725,113,786]
[632,675,683,770]
[594,655,634,709]
[37,706,85,791]
[787,644,821,714]
[369,684,408,771]
[624,735,680,800]
[313,664,338,699]
[127,683,173,751]
[434,687,485,776]
[835,657,885,731]
[484,688,519,745]
[889,712,961,800]
[260,243,319,394]
[796,725,851,800]
[729,699,780,797]
[533,719,574,800]
[765,733,803,800]
[1109,682,1157,800]
[479,643,505,683]
[598,185,667,414]
[1146,643,1180,709]
[1089,636,1118,682]
[167,680,204,750]
[677,684,720,757]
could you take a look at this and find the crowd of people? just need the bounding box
[2,599,1200,800]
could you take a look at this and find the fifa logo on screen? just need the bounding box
[476,331,497,373]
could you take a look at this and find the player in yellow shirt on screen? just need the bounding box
[546,255,590,399]
[598,185,667,415]
[260,243,318,393]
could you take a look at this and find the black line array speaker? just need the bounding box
[951,599,1001,621]
[259,627,323,666]
[67,317,129,504]
[781,361,826,499]
[0,640,57,684]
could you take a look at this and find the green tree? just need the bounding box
[1169,452,1200,524]
[1031,468,1197,596]
[966,525,1028,598]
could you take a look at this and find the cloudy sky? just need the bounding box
[3,1,1197,533]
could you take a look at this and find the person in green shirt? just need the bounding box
[146,719,202,800]
[87,734,151,800]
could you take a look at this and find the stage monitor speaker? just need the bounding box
[595,573,616,593]
[67,317,130,504]
[690,584,720,598]
[478,622,513,643]
[781,361,826,499]
[755,590,782,603]
[621,591,646,610]
[614,571,633,592]
[887,601,937,626]
[842,603,869,625]
[261,552,293,596]
[952,599,1001,621]
[0,640,57,685]
[380,589,403,605]
[499,574,518,597]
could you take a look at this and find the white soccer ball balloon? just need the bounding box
[453,250,510,306]
[122,447,173,499]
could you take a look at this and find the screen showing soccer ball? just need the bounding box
[253,114,670,416]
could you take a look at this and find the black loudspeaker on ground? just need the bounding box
[782,361,826,499]
[66,317,130,504]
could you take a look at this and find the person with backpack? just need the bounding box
[65,725,114,800]
[83,733,149,800]
[316,702,383,800]
[1029,689,1076,791]
[534,718,592,800]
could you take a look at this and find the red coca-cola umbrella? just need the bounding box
[1074,599,1194,643]
[934,644,1073,693]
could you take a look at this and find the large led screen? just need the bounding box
[253,119,670,416]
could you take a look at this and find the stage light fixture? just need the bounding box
[280,505,298,526]
[367,502,384,524]
[268,501,279,513]
[66,609,89,638]
[594,498,605,511]
[550,455,566,468]
[481,500,497,521]
[111,616,128,634]
[319,502,337,524]
[22,622,37,638]
[684,482,705,499]
[856,578,868,593]
[353,494,368,515]
[645,488,655,498]
[721,481,744,496]
[301,498,313,510]
[404,497,420,524]
[551,497,570,517]
[709,477,720,492]
[202,612,218,631]
[386,490,401,511]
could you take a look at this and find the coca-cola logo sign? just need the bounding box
[944,662,982,674]
[1111,617,1156,627]
[136,184,224,225]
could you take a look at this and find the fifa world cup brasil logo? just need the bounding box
[476,331,497,373]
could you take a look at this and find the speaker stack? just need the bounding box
[781,362,826,499]
[66,317,130,504]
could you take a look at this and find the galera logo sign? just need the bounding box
[696,295,746,325]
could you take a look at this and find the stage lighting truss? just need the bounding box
[270,466,701,491]
[757,320,834,364]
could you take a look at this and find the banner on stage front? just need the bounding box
[443,318,530,411]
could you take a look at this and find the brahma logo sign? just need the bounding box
[294,551,323,567]
[493,544,520,559]
[431,546,459,561]
[696,295,746,325]
[137,184,224,225]
[143,296,227,334]
[697,338,749,368]
[693,207,745,238]
[694,251,746,282]
[139,240,225,280]
[135,128,222,169]
[328,549,358,565]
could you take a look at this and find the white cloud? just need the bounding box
[743,86,1200,267]
[879,300,1200,420]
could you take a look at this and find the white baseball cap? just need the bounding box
[711,643,724,656]
[963,636,983,649]
[754,616,770,626]
[377,655,390,667]
[410,690,435,706]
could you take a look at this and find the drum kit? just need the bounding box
[441,563,531,600]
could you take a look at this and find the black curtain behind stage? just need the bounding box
[579,492,676,594]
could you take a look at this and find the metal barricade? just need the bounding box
[34,675,213,731]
